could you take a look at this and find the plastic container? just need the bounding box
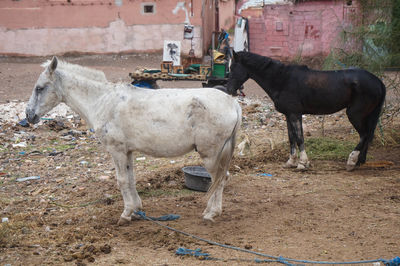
[182,166,211,192]
[212,63,226,78]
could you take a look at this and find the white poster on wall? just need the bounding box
[163,40,181,66]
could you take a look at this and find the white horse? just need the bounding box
[26,57,242,225]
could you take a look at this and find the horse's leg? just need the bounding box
[127,152,143,220]
[288,114,310,170]
[346,106,369,171]
[110,150,142,225]
[201,132,236,222]
[202,157,227,222]
[284,115,298,168]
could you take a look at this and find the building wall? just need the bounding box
[0,0,207,57]
[219,0,236,31]
[201,0,236,57]
[201,0,216,56]
[239,0,358,60]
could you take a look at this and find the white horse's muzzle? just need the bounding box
[26,109,40,124]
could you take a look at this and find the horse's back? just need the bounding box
[323,68,385,108]
[100,86,241,157]
[344,68,385,97]
[321,68,384,91]
[279,67,385,115]
[130,87,240,120]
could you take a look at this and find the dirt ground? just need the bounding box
[0,54,399,266]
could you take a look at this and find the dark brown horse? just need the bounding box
[227,51,386,171]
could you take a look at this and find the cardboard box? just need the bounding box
[199,66,212,77]
[161,61,173,73]
[173,65,184,74]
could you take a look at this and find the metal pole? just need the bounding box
[211,32,215,74]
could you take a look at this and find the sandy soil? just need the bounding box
[0,54,399,266]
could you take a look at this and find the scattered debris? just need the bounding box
[12,142,27,148]
[238,135,252,156]
[0,101,74,123]
[256,173,273,177]
[16,176,41,182]
[244,244,253,250]
[18,119,29,127]
[96,175,111,181]
[49,151,63,156]
[100,244,112,254]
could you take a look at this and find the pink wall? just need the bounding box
[219,0,236,31]
[0,0,226,57]
[0,0,203,29]
[202,0,217,57]
[239,0,358,60]
[202,0,236,57]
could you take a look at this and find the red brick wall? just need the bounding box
[239,0,358,60]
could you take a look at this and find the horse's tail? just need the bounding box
[366,79,386,143]
[207,102,242,198]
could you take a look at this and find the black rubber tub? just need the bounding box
[182,166,211,192]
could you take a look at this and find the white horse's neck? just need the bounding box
[56,70,113,129]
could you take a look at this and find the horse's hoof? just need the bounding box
[202,213,216,223]
[346,151,360,171]
[131,212,142,220]
[346,164,357,171]
[117,217,131,226]
[203,217,215,223]
[283,162,297,168]
[296,164,307,171]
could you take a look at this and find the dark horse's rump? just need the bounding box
[227,51,386,170]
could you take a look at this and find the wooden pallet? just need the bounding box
[129,71,207,81]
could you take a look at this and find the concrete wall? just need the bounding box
[239,0,358,60]
[0,0,210,57]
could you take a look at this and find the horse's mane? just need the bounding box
[41,59,108,82]
[237,51,282,71]
[237,51,308,72]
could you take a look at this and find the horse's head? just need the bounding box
[26,56,62,124]
[226,51,249,96]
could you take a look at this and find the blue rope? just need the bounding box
[176,247,294,264]
[175,247,210,258]
[386,257,400,266]
[135,211,180,221]
[134,211,399,265]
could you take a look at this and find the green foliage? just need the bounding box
[305,137,355,161]
[0,144,8,152]
[42,144,75,153]
[390,0,400,66]
[323,0,400,72]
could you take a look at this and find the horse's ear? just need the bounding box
[48,56,58,75]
